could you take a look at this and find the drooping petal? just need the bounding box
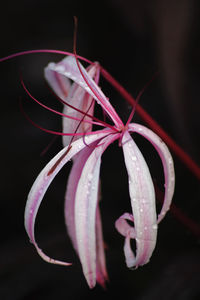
[45,56,123,127]
[117,131,157,268]
[128,123,175,223]
[64,142,108,287]
[74,133,120,288]
[24,129,110,266]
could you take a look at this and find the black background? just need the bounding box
[1,1,200,299]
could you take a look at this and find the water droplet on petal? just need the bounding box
[88,173,93,181]
[131,156,137,161]
[152,224,158,230]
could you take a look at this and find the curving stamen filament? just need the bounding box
[49,85,118,132]
[20,77,104,128]
[19,99,112,137]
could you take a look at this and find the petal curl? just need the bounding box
[119,131,157,268]
[74,133,120,288]
[128,123,175,223]
[24,130,110,266]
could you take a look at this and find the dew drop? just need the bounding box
[152,224,158,230]
[131,156,137,161]
[169,158,172,165]
[88,173,93,181]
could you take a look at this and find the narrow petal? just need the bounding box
[128,123,175,223]
[64,144,108,287]
[45,56,123,127]
[64,141,99,251]
[120,131,157,267]
[74,133,120,288]
[24,130,110,266]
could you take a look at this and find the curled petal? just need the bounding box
[115,213,135,238]
[74,133,120,288]
[24,130,110,266]
[128,123,175,223]
[120,131,157,268]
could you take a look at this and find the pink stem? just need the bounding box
[101,67,200,180]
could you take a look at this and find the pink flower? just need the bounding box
[24,55,175,288]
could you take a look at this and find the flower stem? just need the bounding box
[101,67,200,180]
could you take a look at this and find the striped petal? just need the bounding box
[74,133,120,288]
[116,131,157,268]
[24,130,110,266]
[128,123,175,223]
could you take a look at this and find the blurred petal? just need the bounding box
[128,123,175,223]
[75,133,120,288]
[44,62,71,100]
[45,57,100,146]
[24,130,110,266]
[120,131,157,268]
[46,56,123,127]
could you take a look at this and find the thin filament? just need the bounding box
[21,77,103,127]
[19,98,111,137]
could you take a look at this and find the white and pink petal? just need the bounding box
[24,129,111,266]
[116,131,157,268]
[45,56,123,127]
[74,133,120,287]
[128,123,175,223]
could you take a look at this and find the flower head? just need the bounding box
[24,55,175,288]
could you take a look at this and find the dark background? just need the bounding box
[1,0,200,299]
